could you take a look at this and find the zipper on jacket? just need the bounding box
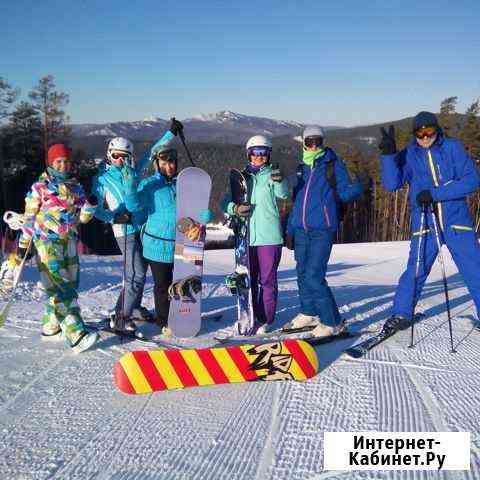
[426,149,444,231]
[323,205,331,228]
[302,166,315,230]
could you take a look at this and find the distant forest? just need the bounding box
[1,75,480,253]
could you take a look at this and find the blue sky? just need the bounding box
[2,0,479,126]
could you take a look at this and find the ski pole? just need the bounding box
[172,118,196,167]
[430,204,456,353]
[409,205,427,348]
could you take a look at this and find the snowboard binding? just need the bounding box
[168,275,202,302]
[225,272,249,295]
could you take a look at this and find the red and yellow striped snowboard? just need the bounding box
[114,339,319,394]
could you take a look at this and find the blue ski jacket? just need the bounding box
[92,130,174,238]
[125,170,213,264]
[381,131,480,234]
[287,148,363,235]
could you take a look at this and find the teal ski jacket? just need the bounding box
[222,164,289,246]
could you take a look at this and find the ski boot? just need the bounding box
[289,313,320,329]
[382,315,411,334]
[168,275,202,302]
[225,272,248,295]
[109,313,138,334]
[311,320,346,339]
[131,307,155,323]
[72,330,99,354]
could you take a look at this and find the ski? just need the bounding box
[343,313,425,359]
[85,319,173,347]
[215,326,363,348]
[113,339,319,395]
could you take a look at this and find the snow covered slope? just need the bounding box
[0,242,479,479]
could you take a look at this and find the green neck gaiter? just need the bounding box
[302,148,325,167]
[47,166,71,181]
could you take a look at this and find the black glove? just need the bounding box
[285,234,294,250]
[270,163,283,183]
[17,246,33,261]
[233,204,252,218]
[379,125,397,155]
[169,118,184,137]
[113,211,132,224]
[416,190,433,207]
[87,194,98,207]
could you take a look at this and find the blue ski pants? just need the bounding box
[115,233,148,319]
[393,214,480,320]
[293,228,342,327]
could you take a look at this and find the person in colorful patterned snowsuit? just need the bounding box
[286,126,363,338]
[221,135,289,335]
[123,138,212,334]
[1,144,98,353]
[92,119,182,331]
[379,111,480,331]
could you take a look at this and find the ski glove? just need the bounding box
[233,204,252,218]
[169,118,184,137]
[0,254,21,291]
[379,125,397,155]
[285,234,294,250]
[416,190,433,207]
[113,211,132,224]
[270,164,283,182]
[121,164,137,188]
[87,194,98,208]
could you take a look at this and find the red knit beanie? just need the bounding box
[47,144,70,166]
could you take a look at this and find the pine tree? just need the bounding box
[438,96,459,137]
[29,75,70,163]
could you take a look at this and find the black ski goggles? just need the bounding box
[111,151,132,161]
[155,151,177,163]
[304,136,324,148]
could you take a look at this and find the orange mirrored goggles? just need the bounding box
[414,126,437,139]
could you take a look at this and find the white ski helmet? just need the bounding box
[246,135,272,151]
[107,137,134,164]
[302,125,325,142]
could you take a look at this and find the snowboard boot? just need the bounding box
[290,313,320,329]
[72,331,99,354]
[382,315,411,334]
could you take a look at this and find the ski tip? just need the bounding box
[343,348,364,359]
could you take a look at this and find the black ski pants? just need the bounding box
[148,260,173,328]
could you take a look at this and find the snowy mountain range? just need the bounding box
[71,110,342,144]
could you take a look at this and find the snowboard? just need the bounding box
[228,169,255,335]
[113,339,319,395]
[168,167,212,337]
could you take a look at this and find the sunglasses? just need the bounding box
[414,126,437,139]
[304,136,324,148]
[248,147,271,157]
[111,151,131,160]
